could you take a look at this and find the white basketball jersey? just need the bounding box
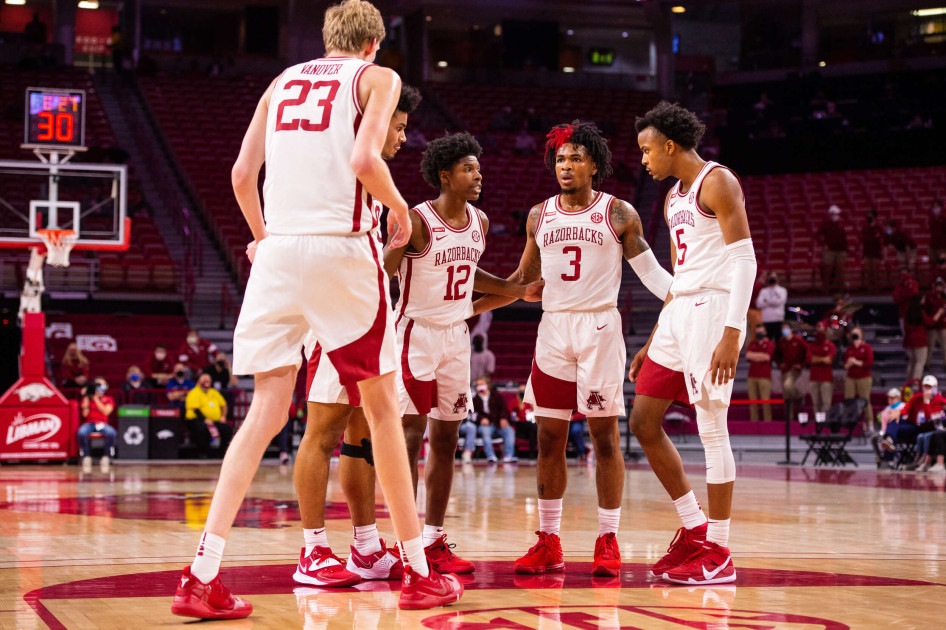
[667,161,743,295]
[534,192,622,312]
[263,57,375,236]
[396,202,486,327]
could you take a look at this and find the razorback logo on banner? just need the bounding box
[5,412,62,448]
[45,323,73,339]
[77,335,118,352]
[14,383,55,403]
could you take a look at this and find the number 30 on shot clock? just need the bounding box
[23,87,86,149]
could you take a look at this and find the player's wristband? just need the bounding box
[627,249,672,301]
[724,238,757,332]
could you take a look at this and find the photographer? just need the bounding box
[77,377,117,472]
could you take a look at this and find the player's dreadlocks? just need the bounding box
[543,120,613,187]
[420,132,482,190]
[634,101,706,150]
[397,85,422,115]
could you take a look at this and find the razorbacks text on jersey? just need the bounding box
[534,191,623,312]
[263,57,377,236]
[666,161,744,295]
[396,202,486,326]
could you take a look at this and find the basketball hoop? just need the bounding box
[36,229,77,267]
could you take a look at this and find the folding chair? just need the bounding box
[799,399,864,467]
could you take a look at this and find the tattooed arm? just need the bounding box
[611,197,673,300]
[472,204,544,315]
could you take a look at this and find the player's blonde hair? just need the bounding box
[323,0,386,55]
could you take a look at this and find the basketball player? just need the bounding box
[172,1,462,618]
[297,132,543,586]
[474,121,674,577]
[629,101,756,585]
[292,84,422,588]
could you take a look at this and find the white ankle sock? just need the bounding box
[353,524,382,555]
[673,491,708,530]
[399,536,430,577]
[597,507,621,536]
[303,527,328,555]
[706,518,730,547]
[190,532,225,584]
[538,498,563,536]
[422,524,444,547]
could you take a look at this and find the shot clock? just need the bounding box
[23,88,86,150]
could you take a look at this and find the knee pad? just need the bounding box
[696,401,735,484]
[340,438,374,466]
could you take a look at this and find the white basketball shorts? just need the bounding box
[636,291,745,406]
[396,318,472,421]
[304,331,351,406]
[232,234,397,397]
[524,309,626,421]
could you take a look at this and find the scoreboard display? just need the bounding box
[23,88,86,149]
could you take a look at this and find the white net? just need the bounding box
[37,230,77,268]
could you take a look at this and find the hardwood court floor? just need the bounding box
[0,459,943,629]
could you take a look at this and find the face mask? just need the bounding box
[755,332,765,340]
[852,333,861,341]
[476,386,488,395]
[175,370,185,378]
[130,374,141,383]
[216,359,225,366]
[768,278,776,285]
[95,384,107,395]
[187,336,198,346]
[866,216,874,224]
[155,351,166,361]
[781,329,791,338]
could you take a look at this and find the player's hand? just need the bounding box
[471,297,488,316]
[522,279,545,302]
[710,328,741,386]
[246,234,267,264]
[388,205,412,249]
[627,346,648,382]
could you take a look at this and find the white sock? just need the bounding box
[353,524,382,555]
[706,518,730,548]
[399,536,430,577]
[673,491,708,530]
[190,532,225,584]
[422,524,444,548]
[597,506,621,536]
[303,527,328,556]
[538,498,563,536]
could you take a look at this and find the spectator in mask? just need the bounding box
[843,326,874,431]
[203,352,238,391]
[893,268,920,333]
[122,365,148,404]
[925,278,946,372]
[870,388,905,468]
[469,334,495,384]
[177,329,217,377]
[903,294,933,382]
[462,378,515,463]
[146,344,173,387]
[755,272,787,341]
[808,321,836,416]
[817,205,847,292]
[774,323,807,422]
[166,363,195,409]
[745,324,775,421]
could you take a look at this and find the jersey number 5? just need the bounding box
[561,246,581,281]
[275,80,341,132]
[674,228,687,266]
[444,265,471,301]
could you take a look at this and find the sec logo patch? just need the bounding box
[591,212,603,224]
[472,231,481,242]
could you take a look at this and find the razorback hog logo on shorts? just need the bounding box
[586,391,607,411]
[6,412,62,446]
[453,393,469,414]
[590,212,604,224]
[14,383,55,403]
[689,373,699,395]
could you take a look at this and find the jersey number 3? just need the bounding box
[275,80,341,132]
[561,246,581,281]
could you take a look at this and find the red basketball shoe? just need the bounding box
[649,523,707,578]
[425,534,475,574]
[293,546,361,587]
[398,565,464,610]
[592,532,621,577]
[662,541,736,585]
[514,531,565,574]
[171,566,252,620]
[346,539,404,580]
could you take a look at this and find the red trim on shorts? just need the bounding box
[305,343,323,395]
[529,358,577,410]
[327,236,390,405]
[635,355,691,406]
[399,320,437,415]
[396,257,412,327]
[426,200,472,233]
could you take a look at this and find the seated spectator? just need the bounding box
[176,330,217,377]
[185,373,233,458]
[78,377,116,473]
[166,363,194,408]
[146,344,173,387]
[511,383,537,458]
[878,375,943,468]
[60,342,90,388]
[121,365,147,403]
[462,378,515,463]
[203,352,238,391]
[569,412,588,462]
[871,388,905,469]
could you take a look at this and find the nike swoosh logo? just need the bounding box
[435,235,447,241]
[695,301,708,307]
[180,576,188,589]
[702,556,731,580]
[597,324,607,330]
